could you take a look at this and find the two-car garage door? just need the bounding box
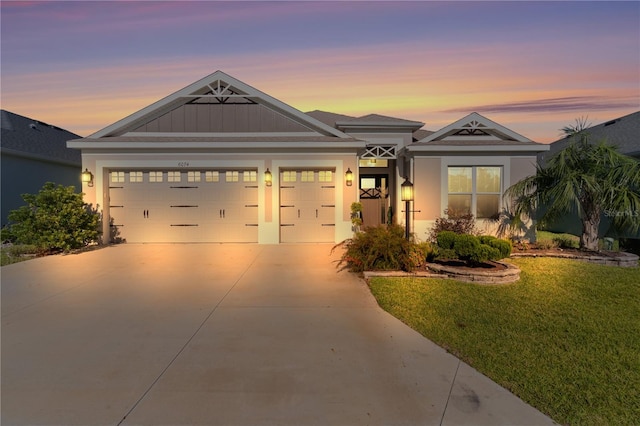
[109,170,258,243]
[108,168,336,243]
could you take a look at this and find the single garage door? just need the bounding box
[109,170,258,243]
[280,169,335,243]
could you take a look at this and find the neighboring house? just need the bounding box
[539,111,640,164]
[68,70,549,244]
[538,111,640,238]
[1,110,82,226]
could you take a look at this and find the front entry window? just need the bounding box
[448,166,501,219]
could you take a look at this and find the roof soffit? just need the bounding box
[89,71,350,139]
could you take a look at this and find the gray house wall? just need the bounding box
[1,110,82,226]
[1,153,81,226]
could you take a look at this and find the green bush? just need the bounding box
[435,232,511,264]
[453,234,480,258]
[7,182,101,253]
[480,235,512,258]
[436,248,457,260]
[334,224,425,272]
[553,235,579,249]
[1,226,16,243]
[471,244,501,264]
[437,230,458,250]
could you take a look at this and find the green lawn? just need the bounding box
[368,257,640,425]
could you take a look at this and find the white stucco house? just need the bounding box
[68,70,549,244]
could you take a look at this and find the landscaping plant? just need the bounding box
[334,224,425,272]
[428,209,478,242]
[7,182,101,253]
[435,231,512,264]
[505,125,640,251]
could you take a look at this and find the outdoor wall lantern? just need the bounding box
[264,168,273,187]
[345,168,353,186]
[401,177,414,239]
[81,168,94,187]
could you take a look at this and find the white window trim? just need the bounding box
[440,157,510,219]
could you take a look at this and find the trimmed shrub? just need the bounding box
[437,230,458,250]
[334,224,425,272]
[435,231,511,265]
[480,235,512,258]
[453,234,480,258]
[7,182,101,253]
[437,248,457,260]
[471,244,501,264]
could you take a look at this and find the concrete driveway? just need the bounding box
[1,244,554,425]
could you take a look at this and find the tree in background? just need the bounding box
[505,124,640,251]
[7,182,101,253]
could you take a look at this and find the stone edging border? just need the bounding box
[510,251,639,267]
[362,251,637,284]
[364,261,521,285]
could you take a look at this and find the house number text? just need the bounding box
[177,162,190,167]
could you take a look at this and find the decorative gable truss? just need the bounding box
[416,112,533,144]
[89,70,350,138]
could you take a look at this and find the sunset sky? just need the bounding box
[1,1,638,143]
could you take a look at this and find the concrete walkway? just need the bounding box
[1,244,555,425]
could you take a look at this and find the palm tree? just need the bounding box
[505,131,640,251]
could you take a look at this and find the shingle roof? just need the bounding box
[413,129,435,142]
[542,111,640,162]
[306,110,424,130]
[69,136,363,144]
[305,110,356,127]
[1,110,81,165]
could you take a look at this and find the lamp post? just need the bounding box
[401,177,414,240]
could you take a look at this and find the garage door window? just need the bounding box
[319,171,333,182]
[282,171,296,182]
[243,171,257,182]
[168,171,181,182]
[188,171,201,182]
[111,171,125,183]
[301,171,314,182]
[205,171,219,182]
[130,171,143,183]
[150,171,163,182]
[226,171,239,182]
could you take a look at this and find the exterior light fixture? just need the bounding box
[264,168,272,187]
[81,168,94,187]
[401,177,414,239]
[345,168,353,186]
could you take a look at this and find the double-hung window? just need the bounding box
[448,166,501,219]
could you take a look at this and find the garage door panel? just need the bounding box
[108,170,258,243]
[279,170,335,243]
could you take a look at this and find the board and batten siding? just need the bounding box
[133,104,313,133]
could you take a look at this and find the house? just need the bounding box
[67,70,549,244]
[1,110,82,226]
[537,111,640,238]
[539,111,640,164]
